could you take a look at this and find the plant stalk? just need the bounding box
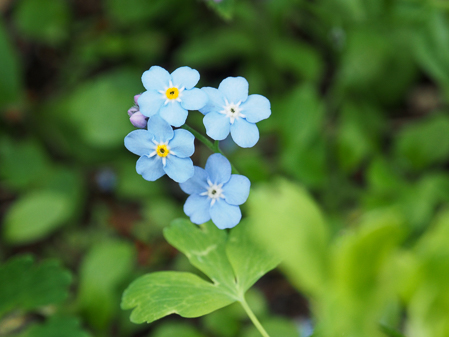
[182,124,241,175]
[239,297,271,337]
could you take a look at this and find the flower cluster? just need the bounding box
[124,66,271,229]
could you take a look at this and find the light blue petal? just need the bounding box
[137,90,164,117]
[223,175,251,205]
[136,156,165,181]
[199,87,225,115]
[146,115,174,142]
[183,194,211,225]
[171,66,200,90]
[164,156,194,183]
[203,111,230,141]
[169,129,195,158]
[205,153,231,185]
[218,77,248,104]
[159,101,188,127]
[180,167,208,195]
[181,88,208,111]
[240,94,271,123]
[141,66,170,91]
[124,130,154,156]
[210,199,241,229]
[230,118,259,148]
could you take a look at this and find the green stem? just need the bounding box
[182,124,241,175]
[239,297,271,337]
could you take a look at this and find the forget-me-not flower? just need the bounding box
[200,76,271,148]
[137,66,208,127]
[179,153,250,229]
[124,115,195,183]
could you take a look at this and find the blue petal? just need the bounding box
[165,156,194,183]
[230,118,259,148]
[141,66,171,91]
[136,156,165,181]
[223,175,251,205]
[159,101,188,127]
[181,88,208,111]
[210,199,241,229]
[171,66,200,90]
[180,167,209,195]
[146,115,174,142]
[124,130,154,156]
[240,94,271,123]
[205,153,231,185]
[203,111,230,141]
[218,77,248,104]
[183,194,211,225]
[199,87,225,115]
[138,90,164,118]
[169,129,195,158]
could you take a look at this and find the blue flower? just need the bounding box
[179,153,250,229]
[200,77,271,148]
[137,66,208,127]
[124,115,195,183]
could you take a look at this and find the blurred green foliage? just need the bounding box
[1,0,449,336]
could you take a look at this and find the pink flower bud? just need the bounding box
[129,111,148,128]
[127,106,139,117]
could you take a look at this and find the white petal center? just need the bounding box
[200,179,225,206]
[219,99,246,124]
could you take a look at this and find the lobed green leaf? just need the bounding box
[0,255,71,318]
[122,218,280,324]
[121,271,236,324]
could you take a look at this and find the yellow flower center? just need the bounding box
[156,144,169,157]
[165,87,179,100]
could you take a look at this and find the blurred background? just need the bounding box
[1,0,449,336]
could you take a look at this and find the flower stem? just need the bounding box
[182,124,241,175]
[239,297,271,337]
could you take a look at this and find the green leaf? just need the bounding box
[412,12,449,95]
[121,219,280,324]
[394,113,449,170]
[0,255,71,318]
[277,85,327,188]
[164,220,237,293]
[3,190,72,244]
[61,68,141,149]
[270,39,323,82]
[13,0,70,44]
[205,0,236,20]
[0,19,21,107]
[105,0,169,26]
[337,103,383,173]
[226,223,280,293]
[122,271,236,324]
[0,138,51,191]
[405,211,449,336]
[18,315,90,337]
[78,240,135,330]
[247,179,329,295]
[176,29,253,68]
[321,211,404,337]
